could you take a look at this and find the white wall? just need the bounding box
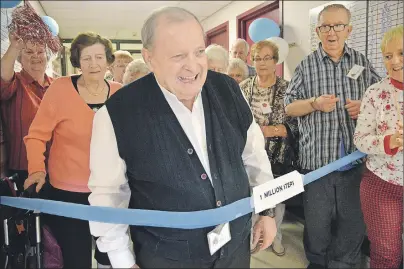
[29,0,47,16]
[202,0,330,80]
[283,1,329,80]
[202,1,267,50]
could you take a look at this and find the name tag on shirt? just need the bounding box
[347,65,365,80]
[261,103,272,114]
[207,222,231,255]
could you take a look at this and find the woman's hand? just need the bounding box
[260,125,287,138]
[24,171,46,193]
[390,121,403,151]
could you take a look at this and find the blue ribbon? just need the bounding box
[0,151,365,229]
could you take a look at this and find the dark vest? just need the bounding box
[105,71,253,262]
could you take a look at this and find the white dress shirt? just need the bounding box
[88,84,274,268]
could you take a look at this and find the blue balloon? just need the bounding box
[248,18,280,43]
[41,16,59,37]
[1,0,22,8]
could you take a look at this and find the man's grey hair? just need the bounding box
[231,38,250,55]
[141,6,205,49]
[227,58,248,81]
[317,4,351,24]
[122,59,150,84]
[205,44,229,69]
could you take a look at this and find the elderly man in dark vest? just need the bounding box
[88,6,277,269]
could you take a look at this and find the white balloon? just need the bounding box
[266,37,289,65]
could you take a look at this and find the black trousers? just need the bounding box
[137,234,251,268]
[43,184,110,268]
[302,165,365,268]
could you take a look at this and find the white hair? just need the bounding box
[205,44,229,69]
[122,59,150,84]
[113,50,133,60]
[231,38,249,54]
[227,58,248,80]
[141,6,205,49]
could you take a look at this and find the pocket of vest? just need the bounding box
[155,237,191,261]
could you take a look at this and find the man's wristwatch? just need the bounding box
[259,208,275,218]
[310,96,318,110]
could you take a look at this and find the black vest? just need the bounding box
[105,71,253,262]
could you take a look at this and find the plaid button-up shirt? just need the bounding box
[284,44,381,170]
[247,64,256,77]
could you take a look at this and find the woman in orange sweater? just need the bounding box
[23,32,121,268]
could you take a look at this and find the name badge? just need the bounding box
[347,65,365,80]
[261,103,272,114]
[207,222,231,255]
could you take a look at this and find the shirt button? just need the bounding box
[187,148,194,155]
[201,173,207,180]
[216,200,222,207]
[209,144,212,151]
[213,173,218,179]
[220,248,224,256]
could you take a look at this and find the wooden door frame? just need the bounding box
[236,0,283,40]
[206,21,229,49]
[236,0,284,76]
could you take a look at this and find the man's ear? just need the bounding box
[142,48,154,72]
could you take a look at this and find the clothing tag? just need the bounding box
[347,65,365,80]
[207,222,231,255]
[261,103,272,114]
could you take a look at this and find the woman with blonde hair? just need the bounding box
[227,57,249,84]
[205,44,229,73]
[122,59,150,85]
[240,40,298,256]
[354,25,403,268]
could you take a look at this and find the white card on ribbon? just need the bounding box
[207,222,231,255]
[252,171,304,214]
[347,65,365,80]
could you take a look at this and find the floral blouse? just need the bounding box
[240,76,298,165]
[354,78,403,186]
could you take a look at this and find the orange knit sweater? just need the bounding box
[24,76,121,192]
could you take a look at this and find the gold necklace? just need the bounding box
[82,76,105,96]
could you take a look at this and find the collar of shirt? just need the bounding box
[316,43,352,61]
[390,77,404,90]
[20,68,52,88]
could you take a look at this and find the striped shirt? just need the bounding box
[284,44,381,170]
[0,69,52,171]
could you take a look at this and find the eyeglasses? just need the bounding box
[317,24,348,33]
[253,55,274,63]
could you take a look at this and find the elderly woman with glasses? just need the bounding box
[122,59,150,85]
[354,25,403,269]
[205,44,229,74]
[227,57,249,84]
[108,50,134,83]
[240,40,298,256]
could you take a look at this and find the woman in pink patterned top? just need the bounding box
[354,25,403,269]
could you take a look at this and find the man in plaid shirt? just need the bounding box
[284,4,380,269]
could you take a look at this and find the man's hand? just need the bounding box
[313,94,339,112]
[390,121,403,151]
[251,216,277,252]
[345,98,361,119]
[24,171,46,193]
